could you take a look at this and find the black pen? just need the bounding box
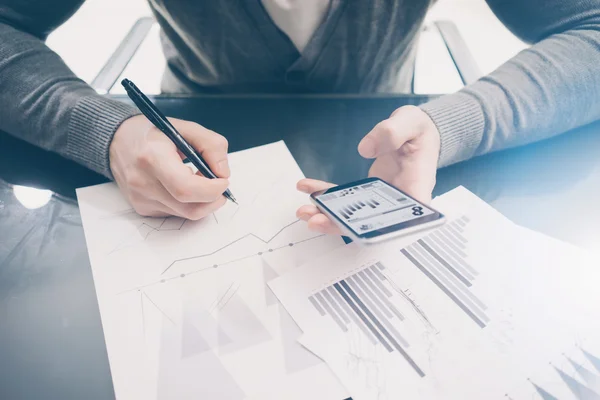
[121,79,237,204]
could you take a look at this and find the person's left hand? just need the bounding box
[296,105,440,235]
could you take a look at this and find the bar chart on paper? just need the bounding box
[272,187,600,399]
[307,216,487,376]
[309,261,424,376]
[398,215,490,328]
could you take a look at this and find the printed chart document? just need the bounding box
[270,187,600,400]
[77,142,348,400]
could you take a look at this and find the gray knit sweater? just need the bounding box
[1,0,600,179]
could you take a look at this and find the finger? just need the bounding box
[358,106,425,159]
[307,214,342,235]
[135,176,228,219]
[152,147,230,203]
[297,178,336,194]
[131,198,174,218]
[296,204,321,221]
[172,119,230,178]
[398,182,433,205]
[169,196,227,221]
[368,156,434,204]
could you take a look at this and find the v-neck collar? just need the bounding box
[242,0,347,74]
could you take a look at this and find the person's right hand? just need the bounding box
[109,115,231,219]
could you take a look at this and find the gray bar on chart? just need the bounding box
[347,276,410,348]
[334,283,393,351]
[322,289,350,323]
[365,267,392,297]
[353,273,393,318]
[418,239,472,286]
[445,224,468,244]
[411,244,488,313]
[348,204,356,212]
[372,266,388,282]
[358,270,405,321]
[309,295,326,316]
[366,200,376,209]
[314,292,348,332]
[340,280,425,377]
[428,233,477,277]
[431,230,468,259]
[439,226,463,246]
[327,287,377,345]
[423,237,475,280]
[456,218,467,227]
[401,249,487,328]
[461,215,470,223]
[437,228,467,251]
[376,262,386,271]
[450,220,464,232]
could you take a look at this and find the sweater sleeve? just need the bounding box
[0,0,139,178]
[419,0,600,168]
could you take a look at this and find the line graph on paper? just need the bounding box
[77,142,349,400]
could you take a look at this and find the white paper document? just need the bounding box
[270,187,600,400]
[77,142,348,400]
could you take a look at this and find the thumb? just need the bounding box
[358,105,426,159]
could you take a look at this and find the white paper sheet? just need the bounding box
[270,187,600,400]
[77,141,348,400]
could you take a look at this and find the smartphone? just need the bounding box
[310,177,445,244]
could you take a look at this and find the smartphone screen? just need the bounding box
[312,178,443,239]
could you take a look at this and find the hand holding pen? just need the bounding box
[107,79,236,220]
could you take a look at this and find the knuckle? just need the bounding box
[377,120,396,138]
[136,149,155,169]
[171,183,192,202]
[214,134,228,149]
[187,206,208,221]
[126,173,144,190]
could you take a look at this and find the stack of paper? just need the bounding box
[78,141,600,400]
[269,187,600,400]
[77,142,349,400]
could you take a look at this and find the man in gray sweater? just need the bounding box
[1,1,599,232]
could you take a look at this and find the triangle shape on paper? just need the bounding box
[584,350,600,374]
[555,368,600,400]
[278,305,321,374]
[532,383,559,400]
[263,260,279,306]
[569,358,600,392]
[181,319,210,359]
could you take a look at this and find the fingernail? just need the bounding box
[358,137,376,158]
[218,160,230,177]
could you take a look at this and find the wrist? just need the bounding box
[419,93,485,168]
[67,96,140,179]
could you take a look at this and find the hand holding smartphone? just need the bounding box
[310,177,445,244]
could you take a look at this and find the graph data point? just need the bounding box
[268,249,273,252]
[258,252,263,255]
[160,279,165,283]
[213,264,218,268]
[289,243,294,247]
[180,274,185,278]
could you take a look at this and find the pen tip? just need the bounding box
[230,196,238,205]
